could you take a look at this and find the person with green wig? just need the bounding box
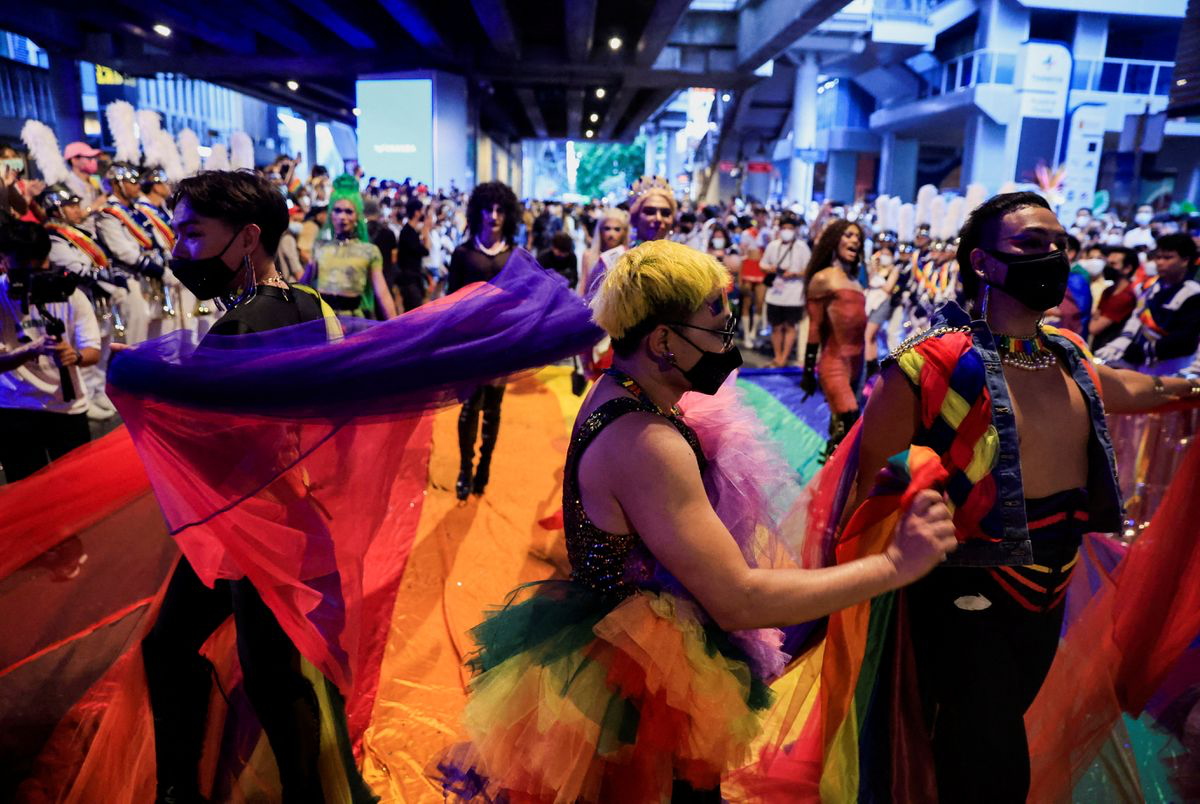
[308,174,396,319]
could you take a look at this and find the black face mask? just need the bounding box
[1102,265,1128,283]
[982,248,1070,312]
[170,229,245,301]
[670,330,743,395]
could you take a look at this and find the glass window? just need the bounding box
[1098,61,1123,92]
[961,54,975,88]
[1071,60,1093,91]
[1154,64,1173,96]
[976,52,994,84]
[1124,63,1154,95]
[995,53,1016,85]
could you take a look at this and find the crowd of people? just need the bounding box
[5,98,1200,804]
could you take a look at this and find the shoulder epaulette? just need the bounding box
[886,324,972,362]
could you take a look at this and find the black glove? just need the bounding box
[136,254,164,279]
[800,343,819,397]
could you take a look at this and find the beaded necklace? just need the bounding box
[604,368,682,418]
[994,326,1058,371]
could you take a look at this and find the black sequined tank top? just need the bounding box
[563,396,707,600]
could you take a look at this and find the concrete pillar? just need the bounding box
[787,52,819,205]
[878,133,918,201]
[47,51,84,143]
[664,127,684,185]
[960,111,1008,195]
[824,150,858,204]
[305,113,319,179]
[644,127,657,178]
[1186,164,1200,207]
[1072,14,1108,61]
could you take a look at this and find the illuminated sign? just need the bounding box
[95,65,135,86]
[355,78,433,183]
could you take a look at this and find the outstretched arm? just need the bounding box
[606,413,954,632]
[1097,364,1199,414]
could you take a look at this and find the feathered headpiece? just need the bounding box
[897,202,916,243]
[962,183,988,223]
[230,131,254,171]
[930,195,949,242]
[915,184,938,227]
[20,120,69,185]
[177,128,201,177]
[149,130,185,183]
[136,109,163,158]
[943,197,966,242]
[106,101,141,163]
[204,143,230,172]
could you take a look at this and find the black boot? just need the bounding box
[456,388,484,500]
[866,358,880,380]
[472,385,505,495]
[143,634,214,804]
[250,674,325,804]
[820,410,860,464]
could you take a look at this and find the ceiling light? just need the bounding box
[722,93,731,102]
[585,129,595,138]
[352,107,361,116]
[589,112,599,122]
[608,36,623,51]
[153,23,172,37]
[1179,78,1188,86]
[287,80,300,91]
[595,87,606,99]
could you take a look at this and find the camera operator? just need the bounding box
[96,162,159,345]
[0,219,100,483]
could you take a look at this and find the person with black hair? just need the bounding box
[855,191,1200,802]
[396,196,431,312]
[141,170,347,803]
[537,230,579,288]
[761,211,811,367]
[800,219,866,459]
[95,162,160,345]
[1096,233,1200,372]
[448,181,521,500]
[0,218,100,482]
[1090,246,1140,349]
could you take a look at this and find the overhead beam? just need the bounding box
[737,0,847,72]
[613,88,675,141]
[114,0,257,54]
[286,0,376,49]
[597,87,636,140]
[375,0,453,56]
[515,88,548,139]
[634,0,693,68]
[471,0,521,60]
[564,0,597,62]
[226,0,317,54]
[0,6,83,51]
[566,89,584,139]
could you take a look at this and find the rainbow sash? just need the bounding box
[100,203,154,250]
[47,223,109,269]
[135,202,176,250]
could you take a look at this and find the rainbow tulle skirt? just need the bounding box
[435,581,772,803]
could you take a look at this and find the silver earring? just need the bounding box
[980,285,990,320]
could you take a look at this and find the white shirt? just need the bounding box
[762,237,812,308]
[0,281,101,415]
[1123,226,1156,250]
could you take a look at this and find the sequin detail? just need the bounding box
[563,396,706,600]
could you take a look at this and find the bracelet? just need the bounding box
[1153,376,1168,395]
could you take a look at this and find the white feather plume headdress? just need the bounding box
[106,100,141,163]
[20,120,69,185]
[204,143,230,172]
[230,131,254,171]
[177,128,201,177]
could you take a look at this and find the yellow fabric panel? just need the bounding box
[965,425,1000,484]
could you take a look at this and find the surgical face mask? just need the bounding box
[1,158,24,174]
[170,228,248,301]
[710,237,726,250]
[878,253,893,267]
[1143,260,1158,276]
[1135,212,1153,227]
[1080,257,1105,278]
[982,248,1071,312]
[779,229,796,243]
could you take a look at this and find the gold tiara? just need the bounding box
[628,175,673,205]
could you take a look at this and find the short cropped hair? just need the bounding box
[170,170,288,256]
[956,191,1050,301]
[592,239,731,357]
[1157,232,1198,263]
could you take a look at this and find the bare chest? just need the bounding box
[1003,363,1092,496]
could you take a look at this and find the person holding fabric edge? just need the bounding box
[852,192,1200,802]
[138,170,357,804]
[437,239,958,803]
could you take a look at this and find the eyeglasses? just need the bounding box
[667,316,737,350]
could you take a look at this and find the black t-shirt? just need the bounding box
[537,248,578,289]
[396,224,428,284]
[447,241,514,293]
[205,285,325,338]
[367,219,397,275]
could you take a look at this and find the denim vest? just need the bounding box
[887,302,1124,567]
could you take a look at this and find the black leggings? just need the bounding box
[142,558,324,802]
[906,489,1086,803]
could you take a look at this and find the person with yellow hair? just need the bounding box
[436,239,958,803]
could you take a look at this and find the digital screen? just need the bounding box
[355,78,433,183]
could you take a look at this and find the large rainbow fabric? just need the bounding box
[4,318,1200,801]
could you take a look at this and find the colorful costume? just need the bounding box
[805,285,867,458]
[437,372,800,803]
[311,175,382,317]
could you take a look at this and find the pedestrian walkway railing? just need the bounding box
[919,49,1017,97]
[1071,57,1175,98]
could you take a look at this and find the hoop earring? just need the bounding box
[980,285,990,321]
